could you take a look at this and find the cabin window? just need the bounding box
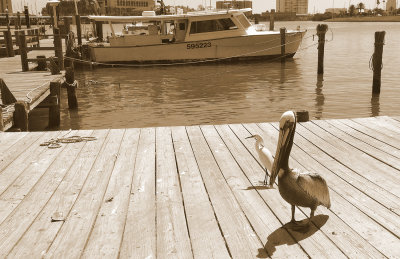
[179,23,185,30]
[236,14,251,29]
[189,18,237,34]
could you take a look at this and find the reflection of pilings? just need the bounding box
[315,74,325,120]
[280,61,286,84]
[371,94,380,117]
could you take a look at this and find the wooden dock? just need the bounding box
[0,38,64,131]
[0,116,399,258]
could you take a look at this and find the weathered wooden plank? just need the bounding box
[8,130,109,258]
[0,131,60,197]
[0,132,43,172]
[81,128,140,258]
[326,119,400,159]
[353,117,400,140]
[257,122,398,257]
[186,125,269,258]
[339,119,400,150]
[0,132,29,154]
[211,124,309,258]
[119,128,156,259]
[0,131,78,224]
[45,129,125,258]
[312,120,400,170]
[155,127,192,258]
[296,123,400,197]
[374,116,400,130]
[171,126,231,259]
[0,130,92,256]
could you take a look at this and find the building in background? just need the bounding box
[276,0,308,15]
[216,1,252,10]
[386,0,397,12]
[0,0,13,13]
[101,0,155,15]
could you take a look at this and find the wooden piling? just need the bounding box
[95,21,103,42]
[49,80,61,128]
[24,6,31,28]
[76,14,82,46]
[16,12,21,30]
[3,31,15,57]
[280,27,286,62]
[372,31,385,94]
[13,101,29,131]
[5,11,10,31]
[317,24,328,75]
[19,31,29,72]
[37,55,47,71]
[54,28,64,71]
[270,9,275,31]
[65,66,78,109]
[296,110,310,122]
[0,106,4,131]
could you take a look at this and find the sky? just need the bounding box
[13,0,394,14]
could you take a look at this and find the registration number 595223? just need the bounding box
[186,42,212,49]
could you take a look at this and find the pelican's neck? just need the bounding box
[278,124,296,172]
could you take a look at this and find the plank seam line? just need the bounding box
[335,119,400,153]
[44,129,112,255]
[295,123,400,200]
[199,125,268,256]
[6,130,95,256]
[117,129,142,259]
[185,126,233,259]
[311,120,400,172]
[341,119,400,151]
[0,132,45,179]
[80,129,127,257]
[285,125,400,240]
[170,128,195,258]
[0,131,64,197]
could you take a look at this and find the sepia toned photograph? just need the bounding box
[0,0,399,257]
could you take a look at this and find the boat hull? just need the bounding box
[88,31,305,64]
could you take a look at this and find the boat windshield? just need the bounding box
[236,13,251,29]
[189,18,237,34]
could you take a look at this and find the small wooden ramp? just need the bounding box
[0,116,399,258]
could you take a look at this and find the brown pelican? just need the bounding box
[246,135,273,185]
[269,111,330,228]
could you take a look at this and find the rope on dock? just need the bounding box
[40,135,97,148]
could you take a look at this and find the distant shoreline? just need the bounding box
[324,16,400,22]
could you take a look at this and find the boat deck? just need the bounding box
[0,116,399,258]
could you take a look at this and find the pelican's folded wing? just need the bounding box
[296,171,331,208]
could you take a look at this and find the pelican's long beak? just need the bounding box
[269,111,296,187]
[245,135,255,139]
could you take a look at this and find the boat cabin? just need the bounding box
[89,9,253,47]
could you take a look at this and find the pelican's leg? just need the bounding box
[263,168,268,185]
[291,205,296,223]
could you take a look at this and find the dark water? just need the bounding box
[30,21,400,130]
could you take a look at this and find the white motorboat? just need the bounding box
[88,9,306,64]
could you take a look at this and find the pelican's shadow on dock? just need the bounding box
[257,214,329,258]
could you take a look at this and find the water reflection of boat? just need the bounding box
[88,9,306,64]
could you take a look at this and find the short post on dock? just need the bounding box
[49,80,61,128]
[372,31,385,94]
[269,9,275,31]
[13,101,29,131]
[24,6,31,28]
[317,24,328,75]
[54,28,64,71]
[76,15,82,46]
[19,30,29,72]
[3,30,15,57]
[65,66,78,109]
[280,27,286,62]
